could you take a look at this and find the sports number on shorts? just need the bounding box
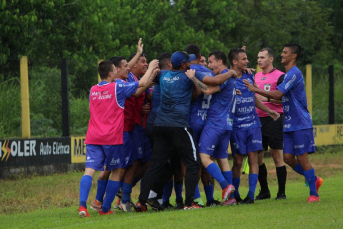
[202,94,211,109]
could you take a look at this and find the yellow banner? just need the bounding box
[313,124,343,146]
[71,137,86,163]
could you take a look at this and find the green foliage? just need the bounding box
[70,97,89,136]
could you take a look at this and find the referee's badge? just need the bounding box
[264,83,271,91]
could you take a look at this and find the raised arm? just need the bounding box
[128,38,144,70]
[202,70,237,86]
[185,69,220,96]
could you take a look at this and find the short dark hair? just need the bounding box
[98,60,114,79]
[259,48,274,58]
[283,43,301,60]
[209,50,227,66]
[110,56,126,68]
[158,52,172,70]
[128,53,147,62]
[228,48,245,66]
[185,44,201,57]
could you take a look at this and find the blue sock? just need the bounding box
[304,169,318,197]
[204,185,214,204]
[95,180,108,203]
[293,163,304,175]
[222,171,233,184]
[248,174,258,200]
[79,175,93,208]
[102,180,120,213]
[231,177,241,199]
[194,183,201,199]
[206,163,228,189]
[121,182,133,204]
[162,180,174,203]
[174,183,183,201]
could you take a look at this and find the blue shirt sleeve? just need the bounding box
[277,72,298,95]
[116,81,139,107]
[194,71,209,82]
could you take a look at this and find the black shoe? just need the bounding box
[162,201,174,209]
[116,188,123,199]
[275,193,287,200]
[241,196,255,204]
[146,198,164,211]
[206,199,221,207]
[235,196,243,204]
[255,190,271,200]
[174,199,184,210]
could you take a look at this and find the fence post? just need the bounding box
[20,56,31,138]
[306,64,312,116]
[61,58,70,136]
[329,65,335,124]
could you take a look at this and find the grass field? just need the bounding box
[1,149,343,228]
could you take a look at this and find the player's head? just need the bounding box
[208,50,227,75]
[128,53,148,77]
[282,43,301,65]
[110,56,130,80]
[228,48,249,71]
[258,48,274,70]
[185,44,201,61]
[200,55,207,67]
[158,52,172,70]
[98,60,116,82]
[171,51,196,71]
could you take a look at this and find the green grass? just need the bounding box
[0,152,343,228]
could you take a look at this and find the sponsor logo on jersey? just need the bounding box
[284,124,291,128]
[261,77,266,80]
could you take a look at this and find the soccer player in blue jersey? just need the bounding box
[243,43,323,203]
[185,44,221,207]
[228,48,280,205]
[185,50,239,205]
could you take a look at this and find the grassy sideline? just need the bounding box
[0,149,343,228]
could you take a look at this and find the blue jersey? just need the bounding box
[147,70,168,125]
[189,64,214,125]
[233,72,261,131]
[276,66,313,132]
[154,70,193,127]
[205,69,236,130]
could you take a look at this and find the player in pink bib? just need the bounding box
[78,58,159,217]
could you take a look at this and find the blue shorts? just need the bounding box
[283,128,316,156]
[190,123,204,143]
[199,125,231,159]
[230,127,262,155]
[121,131,134,169]
[85,144,124,171]
[129,124,152,164]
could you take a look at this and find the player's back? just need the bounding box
[206,69,236,130]
[189,64,214,125]
[154,70,193,127]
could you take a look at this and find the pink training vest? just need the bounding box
[255,68,284,117]
[85,82,124,145]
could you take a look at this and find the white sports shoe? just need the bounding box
[120,200,132,212]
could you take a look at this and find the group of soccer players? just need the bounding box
[78,39,324,218]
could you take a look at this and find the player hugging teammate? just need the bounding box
[78,40,323,217]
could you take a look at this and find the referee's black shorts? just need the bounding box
[260,114,284,151]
